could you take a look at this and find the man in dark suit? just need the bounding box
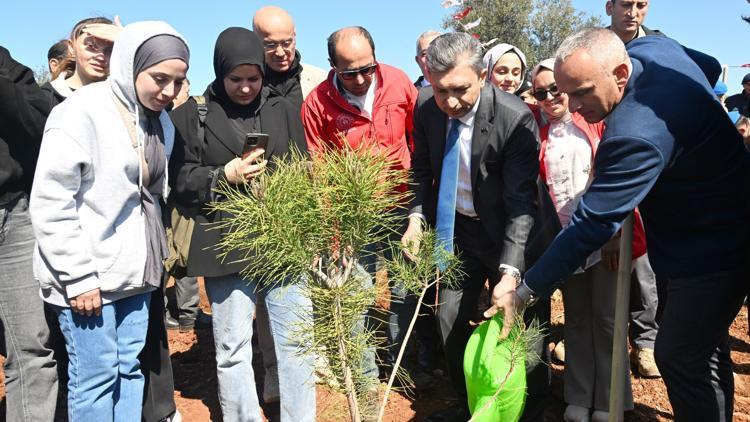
[489,28,750,422]
[402,32,551,422]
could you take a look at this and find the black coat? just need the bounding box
[410,84,559,271]
[169,92,307,277]
[0,46,51,204]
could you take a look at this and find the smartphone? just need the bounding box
[242,133,269,159]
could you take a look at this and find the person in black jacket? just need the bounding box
[169,27,314,422]
[725,74,750,117]
[0,45,58,422]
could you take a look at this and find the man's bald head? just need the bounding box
[555,27,629,74]
[326,27,377,97]
[553,28,632,123]
[327,27,376,68]
[253,6,297,73]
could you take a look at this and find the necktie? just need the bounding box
[435,118,462,270]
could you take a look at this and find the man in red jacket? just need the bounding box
[301,26,430,390]
[302,26,417,185]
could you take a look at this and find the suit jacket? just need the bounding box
[410,84,557,271]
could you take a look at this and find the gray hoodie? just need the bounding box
[30,21,186,306]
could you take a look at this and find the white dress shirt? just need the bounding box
[452,98,481,218]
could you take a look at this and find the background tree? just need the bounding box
[443,0,603,67]
[529,0,603,63]
[34,65,50,86]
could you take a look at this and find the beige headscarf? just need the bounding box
[529,58,556,88]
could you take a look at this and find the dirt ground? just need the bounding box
[2,283,750,421]
[166,281,750,422]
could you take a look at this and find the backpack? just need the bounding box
[165,96,208,278]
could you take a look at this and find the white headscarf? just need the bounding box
[482,43,528,93]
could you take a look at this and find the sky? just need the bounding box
[2,0,749,94]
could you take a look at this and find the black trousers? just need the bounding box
[436,214,550,421]
[654,267,747,422]
[140,278,177,422]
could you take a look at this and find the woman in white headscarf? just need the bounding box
[482,43,527,94]
[483,43,544,126]
[30,21,188,421]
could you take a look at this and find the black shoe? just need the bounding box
[425,405,471,422]
[165,314,180,330]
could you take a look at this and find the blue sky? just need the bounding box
[2,1,749,94]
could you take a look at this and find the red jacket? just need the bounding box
[301,63,417,183]
[539,112,647,258]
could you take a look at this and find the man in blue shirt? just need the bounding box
[487,28,750,421]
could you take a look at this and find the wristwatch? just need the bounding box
[499,264,521,281]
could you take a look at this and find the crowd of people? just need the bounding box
[0,1,748,421]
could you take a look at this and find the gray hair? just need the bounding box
[415,30,442,55]
[426,32,484,75]
[555,27,629,72]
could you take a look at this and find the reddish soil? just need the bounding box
[2,282,750,421]
[166,283,750,421]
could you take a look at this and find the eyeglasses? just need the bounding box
[532,83,561,101]
[262,39,294,52]
[337,63,378,81]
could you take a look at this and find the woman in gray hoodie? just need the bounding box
[30,21,188,421]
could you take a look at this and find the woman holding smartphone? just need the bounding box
[30,21,189,421]
[169,27,314,422]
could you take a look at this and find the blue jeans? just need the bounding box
[0,195,57,421]
[204,274,315,422]
[54,292,151,422]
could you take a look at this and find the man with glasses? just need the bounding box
[301,26,425,392]
[253,6,327,110]
[251,8,327,418]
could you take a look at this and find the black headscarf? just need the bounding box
[205,27,268,140]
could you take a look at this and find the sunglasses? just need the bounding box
[532,84,562,101]
[338,63,378,81]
